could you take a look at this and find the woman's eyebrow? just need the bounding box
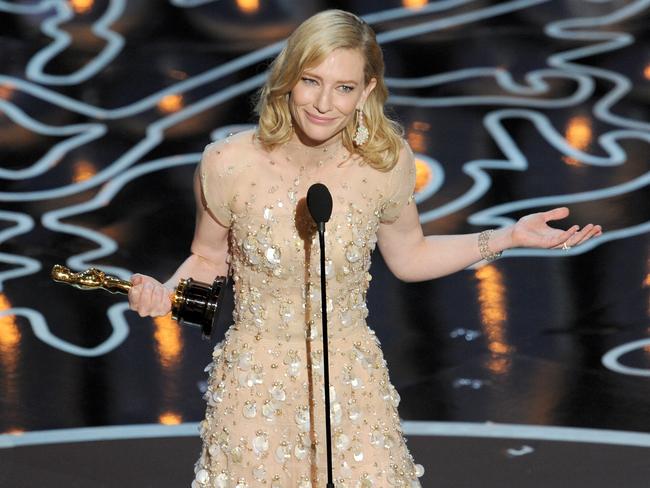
[302,71,359,84]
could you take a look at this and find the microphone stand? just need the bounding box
[316,220,335,488]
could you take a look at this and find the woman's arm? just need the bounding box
[377,153,602,283]
[128,167,229,316]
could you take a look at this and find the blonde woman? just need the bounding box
[128,10,601,487]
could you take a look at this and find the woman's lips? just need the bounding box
[305,112,336,124]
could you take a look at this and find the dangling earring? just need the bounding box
[353,108,369,146]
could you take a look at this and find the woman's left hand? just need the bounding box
[510,207,602,250]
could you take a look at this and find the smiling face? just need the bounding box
[288,48,377,146]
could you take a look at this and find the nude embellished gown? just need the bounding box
[192,130,424,488]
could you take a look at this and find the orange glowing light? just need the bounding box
[644,64,650,80]
[169,69,189,81]
[562,116,592,167]
[72,160,96,183]
[407,132,425,153]
[647,259,650,322]
[414,158,432,194]
[403,0,428,9]
[153,315,183,369]
[412,122,431,131]
[158,94,184,114]
[406,121,431,153]
[0,84,14,100]
[159,412,182,425]
[5,428,25,435]
[0,293,20,414]
[566,116,592,149]
[475,265,511,374]
[69,0,94,14]
[562,156,582,167]
[236,0,260,14]
[0,293,20,353]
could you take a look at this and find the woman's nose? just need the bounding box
[314,88,332,113]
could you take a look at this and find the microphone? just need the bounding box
[306,183,333,228]
[306,182,336,488]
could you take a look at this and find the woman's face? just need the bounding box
[289,48,377,146]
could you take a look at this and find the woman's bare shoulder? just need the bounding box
[204,129,261,162]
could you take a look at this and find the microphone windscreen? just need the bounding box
[306,183,333,223]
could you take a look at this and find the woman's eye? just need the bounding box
[339,85,354,93]
[302,77,317,85]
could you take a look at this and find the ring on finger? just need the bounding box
[562,242,571,251]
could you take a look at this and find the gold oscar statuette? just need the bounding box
[51,264,227,339]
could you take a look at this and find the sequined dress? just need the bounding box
[193,130,423,488]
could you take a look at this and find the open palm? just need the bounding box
[511,207,602,249]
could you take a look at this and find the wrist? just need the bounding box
[490,226,515,252]
[478,226,513,262]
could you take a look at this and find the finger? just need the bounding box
[131,274,144,286]
[549,225,579,248]
[151,286,163,316]
[567,224,593,246]
[543,207,570,223]
[152,286,170,316]
[128,284,142,310]
[575,225,601,245]
[139,282,155,317]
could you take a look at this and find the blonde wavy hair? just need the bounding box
[255,9,403,171]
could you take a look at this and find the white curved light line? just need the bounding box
[546,0,650,132]
[388,69,594,108]
[169,0,476,21]
[362,0,473,23]
[0,303,129,357]
[42,154,201,278]
[418,108,650,256]
[1,421,649,448]
[0,41,284,120]
[0,99,106,179]
[387,67,582,94]
[420,109,650,223]
[169,0,221,6]
[25,0,126,86]
[376,0,549,44]
[0,211,40,291]
[602,338,650,377]
[401,421,650,447]
[0,0,55,15]
[0,73,267,202]
[170,0,475,18]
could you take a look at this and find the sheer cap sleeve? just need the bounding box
[199,142,233,227]
[380,144,417,224]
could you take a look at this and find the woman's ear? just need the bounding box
[359,77,377,108]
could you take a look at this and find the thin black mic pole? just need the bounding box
[317,221,334,488]
[306,183,335,488]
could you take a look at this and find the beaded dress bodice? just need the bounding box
[194,130,423,488]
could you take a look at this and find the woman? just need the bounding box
[128,10,601,488]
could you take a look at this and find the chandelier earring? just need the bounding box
[353,108,369,146]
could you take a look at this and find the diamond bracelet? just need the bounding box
[478,229,503,262]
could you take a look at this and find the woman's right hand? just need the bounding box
[128,274,173,317]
